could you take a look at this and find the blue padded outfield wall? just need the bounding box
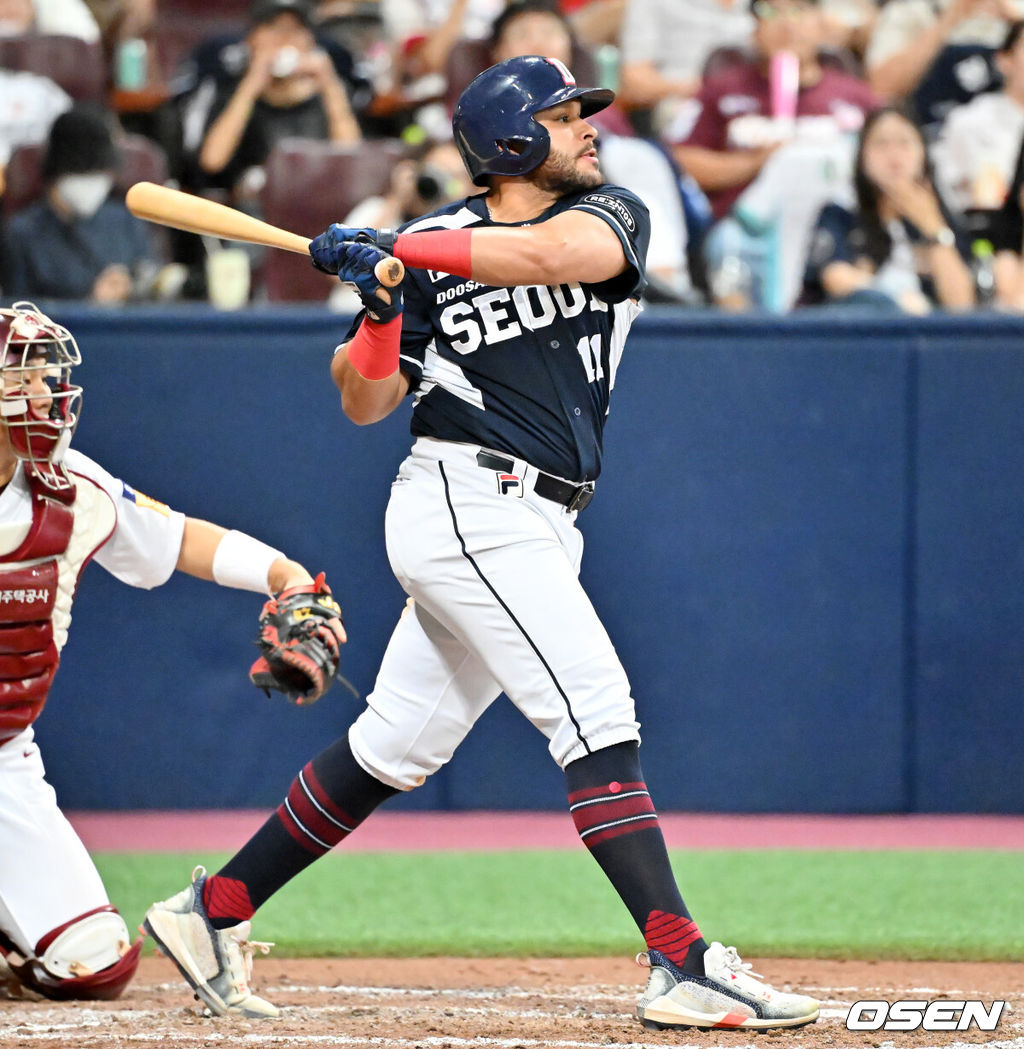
[34,307,1024,814]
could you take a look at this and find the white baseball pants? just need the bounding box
[349,437,641,791]
[0,728,111,955]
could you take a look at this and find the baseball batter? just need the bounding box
[144,56,819,1032]
[0,301,344,1002]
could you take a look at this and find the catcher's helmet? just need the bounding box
[453,55,614,186]
[0,301,82,493]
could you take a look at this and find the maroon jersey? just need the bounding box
[673,59,878,219]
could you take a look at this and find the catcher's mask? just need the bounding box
[0,301,82,494]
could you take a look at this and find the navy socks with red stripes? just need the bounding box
[202,734,708,976]
[565,741,708,975]
[203,737,397,930]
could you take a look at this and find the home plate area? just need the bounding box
[1,957,1020,1049]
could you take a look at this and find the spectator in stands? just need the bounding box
[81,0,153,42]
[818,0,878,62]
[0,0,99,40]
[932,20,1024,223]
[79,0,155,68]
[974,129,1024,307]
[0,0,33,33]
[172,2,367,113]
[1,104,160,302]
[385,0,505,73]
[344,139,472,229]
[0,64,70,175]
[185,0,362,197]
[560,0,625,50]
[864,0,1022,130]
[371,0,502,139]
[313,0,393,103]
[801,105,975,312]
[669,0,877,311]
[618,0,755,136]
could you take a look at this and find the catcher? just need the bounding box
[0,300,345,1001]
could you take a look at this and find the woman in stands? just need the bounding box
[802,105,975,313]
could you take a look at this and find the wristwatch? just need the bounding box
[926,227,956,248]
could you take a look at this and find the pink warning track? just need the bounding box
[65,810,1024,852]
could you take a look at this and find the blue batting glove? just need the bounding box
[309,225,397,275]
[327,238,404,323]
[309,224,377,275]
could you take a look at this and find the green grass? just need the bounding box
[97,850,1024,962]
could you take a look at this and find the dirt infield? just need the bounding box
[2,955,1020,1048]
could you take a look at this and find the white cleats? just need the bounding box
[142,866,278,1019]
[636,941,819,1030]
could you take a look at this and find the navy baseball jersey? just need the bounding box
[345,184,650,482]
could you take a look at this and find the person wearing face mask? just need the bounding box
[0,104,157,303]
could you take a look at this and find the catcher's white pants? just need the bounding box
[0,728,111,954]
[349,437,641,791]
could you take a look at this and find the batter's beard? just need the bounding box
[530,147,604,195]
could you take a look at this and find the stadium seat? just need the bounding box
[2,134,169,218]
[260,138,408,301]
[0,35,107,101]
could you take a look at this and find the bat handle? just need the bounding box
[374,256,405,287]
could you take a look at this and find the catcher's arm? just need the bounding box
[176,518,319,596]
[175,519,347,704]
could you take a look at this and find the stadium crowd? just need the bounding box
[2,0,1024,312]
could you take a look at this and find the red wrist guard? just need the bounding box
[346,315,401,380]
[393,229,473,278]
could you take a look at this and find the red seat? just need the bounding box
[260,138,408,302]
[0,35,107,101]
[2,134,169,217]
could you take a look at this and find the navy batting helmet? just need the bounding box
[453,55,613,186]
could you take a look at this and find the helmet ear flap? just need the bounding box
[494,137,527,157]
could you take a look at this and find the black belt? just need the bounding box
[475,451,595,512]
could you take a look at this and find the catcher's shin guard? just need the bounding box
[1,907,142,1000]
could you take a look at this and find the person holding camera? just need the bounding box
[190,0,362,197]
[344,140,472,229]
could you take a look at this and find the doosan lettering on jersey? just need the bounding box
[347,186,651,482]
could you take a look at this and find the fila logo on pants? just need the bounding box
[496,473,523,497]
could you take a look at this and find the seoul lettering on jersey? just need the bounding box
[346,185,651,482]
[438,283,609,355]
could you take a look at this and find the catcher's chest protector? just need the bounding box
[0,469,78,743]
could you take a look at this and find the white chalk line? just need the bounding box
[3,1024,1023,1049]
[1,983,1020,1049]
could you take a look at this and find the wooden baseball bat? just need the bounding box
[125,181,405,287]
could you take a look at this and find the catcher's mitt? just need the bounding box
[249,572,345,705]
